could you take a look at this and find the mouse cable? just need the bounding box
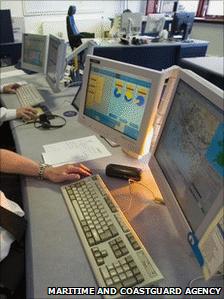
[129,179,165,205]
[11,122,31,130]
[188,274,224,299]
[122,179,164,214]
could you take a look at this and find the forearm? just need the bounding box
[0,149,39,177]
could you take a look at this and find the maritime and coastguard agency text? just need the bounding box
[47,286,223,296]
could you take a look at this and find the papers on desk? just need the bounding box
[42,135,111,166]
[0,69,26,79]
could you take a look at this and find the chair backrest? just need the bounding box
[66,15,82,50]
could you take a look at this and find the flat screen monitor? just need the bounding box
[0,9,14,43]
[144,14,166,37]
[171,12,195,40]
[149,69,223,243]
[46,34,67,93]
[78,55,167,158]
[21,33,47,73]
[121,12,142,36]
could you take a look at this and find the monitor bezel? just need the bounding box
[46,34,67,93]
[78,55,167,157]
[21,33,48,73]
[149,68,223,241]
[144,14,166,36]
[121,12,143,35]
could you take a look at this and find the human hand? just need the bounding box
[16,107,38,121]
[44,163,92,183]
[3,83,21,93]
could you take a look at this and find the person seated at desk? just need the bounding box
[0,83,37,125]
[0,149,92,299]
[0,83,38,151]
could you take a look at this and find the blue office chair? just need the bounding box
[66,5,94,50]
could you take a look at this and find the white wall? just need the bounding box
[191,22,223,57]
[1,0,145,40]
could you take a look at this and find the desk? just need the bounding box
[179,56,224,90]
[1,73,221,299]
[93,39,208,70]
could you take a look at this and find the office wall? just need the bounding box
[1,0,145,40]
[191,22,224,57]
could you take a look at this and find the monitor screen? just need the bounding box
[171,12,195,40]
[84,63,150,140]
[0,9,14,44]
[79,55,166,158]
[149,69,223,240]
[121,12,142,36]
[46,34,67,93]
[21,33,47,73]
[144,14,165,37]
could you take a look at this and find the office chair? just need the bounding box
[66,5,95,50]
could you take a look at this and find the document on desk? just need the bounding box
[199,207,224,280]
[42,135,111,165]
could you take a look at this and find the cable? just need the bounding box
[11,122,31,130]
[188,274,224,299]
[122,178,164,214]
[34,114,66,130]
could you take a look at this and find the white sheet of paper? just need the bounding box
[42,135,111,165]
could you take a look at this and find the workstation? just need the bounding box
[0,1,223,299]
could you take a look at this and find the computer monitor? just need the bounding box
[121,12,142,36]
[21,33,48,73]
[149,69,223,244]
[46,34,67,93]
[171,12,195,40]
[144,14,166,37]
[0,9,14,43]
[78,55,167,158]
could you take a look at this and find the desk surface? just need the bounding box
[92,38,208,48]
[1,72,221,299]
[180,56,224,77]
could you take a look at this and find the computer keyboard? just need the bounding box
[16,83,45,107]
[61,175,163,298]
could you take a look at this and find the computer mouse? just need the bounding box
[105,164,142,181]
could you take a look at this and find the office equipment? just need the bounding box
[149,68,223,272]
[0,10,14,44]
[106,164,142,181]
[170,12,195,41]
[16,83,45,107]
[46,34,67,93]
[79,55,168,158]
[21,33,48,73]
[144,14,166,37]
[61,174,163,296]
[120,12,142,37]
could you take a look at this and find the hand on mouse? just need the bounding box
[43,163,92,183]
[3,83,21,93]
[16,107,38,121]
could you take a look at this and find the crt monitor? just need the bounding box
[21,33,48,73]
[0,9,14,43]
[144,14,166,37]
[149,69,223,244]
[46,34,67,93]
[171,12,195,40]
[120,12,143,36]
[78,55,167,158]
